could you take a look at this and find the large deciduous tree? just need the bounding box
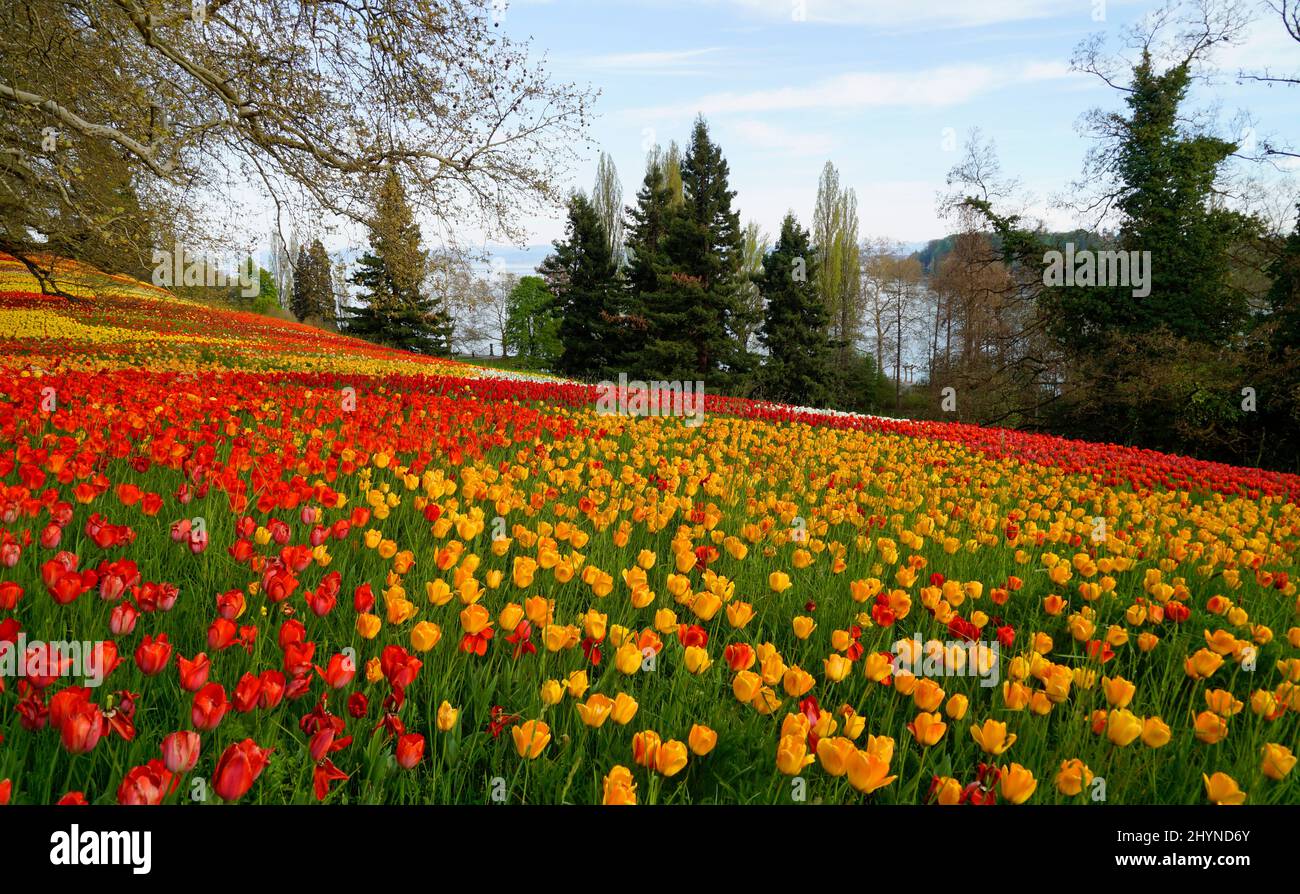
[0,0,592,293]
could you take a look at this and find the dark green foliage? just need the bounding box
[541,191,623,379]
[343,169,452,354]
[757,212,832,406]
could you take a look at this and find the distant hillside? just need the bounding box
[911,230,1109,273]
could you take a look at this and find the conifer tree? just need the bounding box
[639,117,744,381]
[540,191,621,378]
[758,212,832,406]
[344,168,452,353]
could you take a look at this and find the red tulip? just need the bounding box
[208,617,238,650]
[233,672,263,713]
[353,583,375,613]
[177,653,210,692]
[160,731,201,773]
[60,701,104,754]
[317,653,356,689]
[191,682,228,731]
[110,601,140,636]
[134,633,172,676]
[117,759,176,805]
[379,645,422,691]
[258,670,287,710]
[0,581,22,610]
[396,733,425,769]
[212,739,272,802]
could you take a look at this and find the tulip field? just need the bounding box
[1,254,1298,807]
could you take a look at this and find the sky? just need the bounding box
[462,0,1300,275]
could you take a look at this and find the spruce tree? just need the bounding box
[758,213,831,406]
[638,118,744,382]
[540,191,621,379]
[344,168,452,354]
[620,151,678,374]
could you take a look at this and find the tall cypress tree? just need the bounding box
[307,239,335,320]
[291,244,318,321]
[758,213,831,406]
[344,168,452,354]
[541,191,621,379]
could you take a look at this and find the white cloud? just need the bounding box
[1208,13,1300,77]
[629,60,1078,118]
[710,0,1110,29]
[728,119,837,155]
[578,46,730,74]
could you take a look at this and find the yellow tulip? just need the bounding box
[540,679,564,706]
[566,670,589,698]
[726,601,754,628]
[602,765,637,805]
[1106,709,1143,747]
[776,734,814,775]
[1193,710,1228,744]
[684,645,712,674]
[356,613,382,639]
[410,621,441,652]
[610,692,639,725]
[1204,689,1243,716]
[1055,759,1093,796]
[845,749,896,795]
[1101,675,1135,708]
[1141,716,1171,748]
[931,776,963,805]
[815,736,857,776]
[1185,648,1224,680]
[688,724,717,756]
[908,711,947,746]
[969,719,1016,755]
[436,700,459,732]
[512,720,551,759]
[998,763,1037,804]
[782,666,815,698]
[576,694,614,728]
[1202,772,1246,805]
[614,641,643,675]
[655,740,689,777]
[1260,743,1296,781]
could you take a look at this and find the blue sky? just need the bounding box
[472,0,1300,274]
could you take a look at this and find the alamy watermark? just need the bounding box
[0,635,108,687]
[595,373,705,427]
[891,633,1000,688]
[1043,243,1151,298]
[152,243,258,298]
